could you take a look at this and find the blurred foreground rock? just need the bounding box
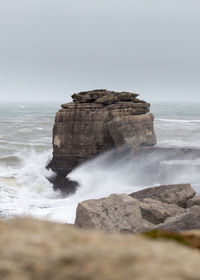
[2,218,200,280]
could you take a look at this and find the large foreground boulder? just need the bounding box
[75,194,151,233]
[2,218,200,280]
[130,184,195,207]
[48,89,156,192]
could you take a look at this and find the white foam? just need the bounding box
[0,148,149,223]
[1,102,200,224]
[1,145,200,224]
[157,118,200,123]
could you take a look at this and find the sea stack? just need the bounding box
[48,89,157,193]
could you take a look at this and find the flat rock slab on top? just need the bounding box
[71,89,142,104]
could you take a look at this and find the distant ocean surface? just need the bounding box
[0,102,200,223]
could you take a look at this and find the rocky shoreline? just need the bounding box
[75,183,200,233]
[47,89,200,233]
[2,90,200,279]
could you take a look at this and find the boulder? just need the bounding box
[144,229,200,249]
[2,218,200,280]
[130,184,196,207]
[75,194,150,233]
[187,196,200,208]
[157,206,200,232]
[48,89,157,192]
[139,198,185,225]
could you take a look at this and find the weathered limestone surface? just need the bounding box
[75,184,198,232]
[129,184,196,207]
[2,218,200,280]
[187,196,200,208]
[75,194,151,233]
[48,90,156,192]
[157,206,200,232]
[139,198,185,225]
[75,194,186,230]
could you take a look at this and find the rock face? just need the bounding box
[129,184,196,207]
[2,218,200,280]
[75,184,197,232]
[157,206,200,232]
[187,196,200,208]
[75,194,150,233]
[139,198,185,225]
[48,89,157,192]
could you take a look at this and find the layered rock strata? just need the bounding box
[48,90,157,192]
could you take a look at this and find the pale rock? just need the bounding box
[75,194,149,233]
[130,184,195,207]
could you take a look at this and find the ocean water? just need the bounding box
[0,102,200,223]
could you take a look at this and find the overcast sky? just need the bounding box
[0,0,200,103]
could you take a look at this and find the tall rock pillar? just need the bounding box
[48,90,157,193]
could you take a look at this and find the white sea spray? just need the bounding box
[0,102,200,223]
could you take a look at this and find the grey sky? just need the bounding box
[0,0,199,103]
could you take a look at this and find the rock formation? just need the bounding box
[75,194,153,233]
[75,184,198,232]
[156,206,200,232]
[2,218,200,280]
[138,198,185,225]
[48,89,157,192]
[129,184,196,207]
[187,196,200,208]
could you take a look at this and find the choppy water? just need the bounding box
[0,102,200,223]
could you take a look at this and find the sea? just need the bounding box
[0,102,200,223]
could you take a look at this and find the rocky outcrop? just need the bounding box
[187,196,200,208]
[48,89,156,192]
[75,184,198,232]
[2,218,200,280]
[75,194,153,233]
[139,198,185,225]
[157,206,200,232]
[129,184,196,207]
